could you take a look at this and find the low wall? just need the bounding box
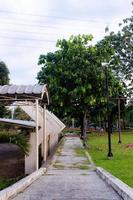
[0,144,24,179]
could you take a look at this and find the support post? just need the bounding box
[118,98,122,143]
[72,118,75,128]
[43,105,47,162]
[105,65,113,158]
[83,111,87,147]
[35,99,39,170]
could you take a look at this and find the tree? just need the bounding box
[0,61,10,117]
[0,61,9,85]
[125,102,133,127]
[37,35,123,144]
[14,107,31,121]
[104,14,133,96]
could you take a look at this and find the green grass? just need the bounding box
[53,164,65,169]
[0,176,24,190]
[63,129,91,135]
[75,147,86,157]
[55,138,65,156]
[77,165,90,170]
[86,132,133,187]
[55,149,62,156]
[0,179,14,190]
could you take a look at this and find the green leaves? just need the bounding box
[0,132,30,155]
[104,14,133,94]
[0,61,10,118]
[37,34,124,124]
[0,61,9,85]
[125,104,133,126]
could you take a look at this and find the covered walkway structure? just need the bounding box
[0,84,65,174]
[12,136,122,200]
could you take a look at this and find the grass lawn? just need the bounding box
[0,178,18,190]
[0,176,25,190]
[86,131,133,187]
[0,179,14,190]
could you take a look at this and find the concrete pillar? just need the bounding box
[43,105,47,162]
[35,99,39,170]
[25,132,36,174]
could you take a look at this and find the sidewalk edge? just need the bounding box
[84,149,96,168]
[96,167,133,200]
[0,167,46,200]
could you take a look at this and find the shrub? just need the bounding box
[0,131,30,155]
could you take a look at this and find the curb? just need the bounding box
[0,167,46,200]
[84,149,96,168]
[49,137,65,166]
[96,167,133,200]
[42,136,65,168]
[79,140,96,170]
[80,141,96,169]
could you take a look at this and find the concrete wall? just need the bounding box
[0,144,24,179]
[49,132,59,153]
[25,132,36,174]
[46,133,59,157]
[20,104,65,174]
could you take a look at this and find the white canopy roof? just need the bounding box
[0,118,36,129]
[0,84,49,105]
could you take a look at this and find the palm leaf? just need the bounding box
[0,132,30,155]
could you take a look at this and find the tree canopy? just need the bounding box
[14,107,31,121]
[37,34,123,139]
[103,14,133,96]
[0,61,10,118]
[0,61,9,85]
[125,102,133,127]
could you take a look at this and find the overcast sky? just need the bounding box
[0,0,132,85]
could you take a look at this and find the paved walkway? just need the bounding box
[12,136,122,200]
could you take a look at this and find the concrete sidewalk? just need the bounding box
[12,136,122,200]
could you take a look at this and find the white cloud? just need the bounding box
[63,0,132,18]
[0,0,54,13]
[0,0,132,85]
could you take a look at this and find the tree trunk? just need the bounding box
[72,118,75,128]
[80,119,83,139]
[83,110,87,147]
[104,116,107,132]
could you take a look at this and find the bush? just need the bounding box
[0,131,30,155]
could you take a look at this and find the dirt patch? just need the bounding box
[126,144,133,149]
[65,134,80,137]
[0,143,24,178]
